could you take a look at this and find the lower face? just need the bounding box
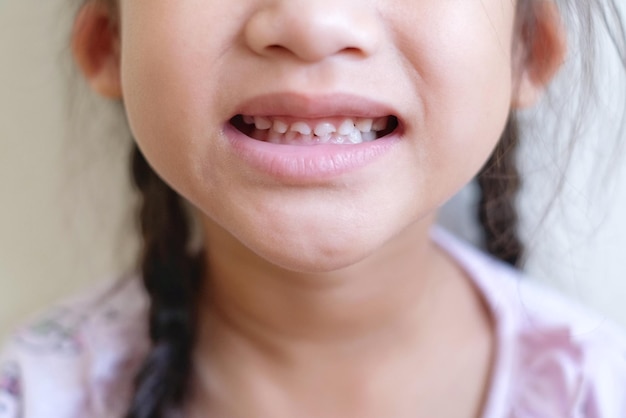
[118,0,519,272]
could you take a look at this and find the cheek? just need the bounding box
[118,3,235,204]
[112,0,519,271]
[394,0,515,187]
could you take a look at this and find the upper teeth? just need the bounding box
[245,116,388,137]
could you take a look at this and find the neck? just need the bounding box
[188,218,494,418]
[197,217,453,353]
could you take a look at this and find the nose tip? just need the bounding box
[244,1,381,62]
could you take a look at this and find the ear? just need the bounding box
[512,1,567,108]
[71,1,122,98]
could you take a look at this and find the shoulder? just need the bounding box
[432,228,626,417]
[507,277,626,417]
[0,276,150,418]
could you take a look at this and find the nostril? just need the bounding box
[343,47,362,55]
[264,44,292,56]
[262,44,363,61]
[244,5,380,63]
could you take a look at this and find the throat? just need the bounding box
[190,245,495,418]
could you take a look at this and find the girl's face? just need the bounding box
[117,0,521,271]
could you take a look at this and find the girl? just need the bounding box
[1,0,625,417]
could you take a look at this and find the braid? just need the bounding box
[476,115,524,267]
[126,144,202,418]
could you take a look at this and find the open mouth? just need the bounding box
[230,115,399,145]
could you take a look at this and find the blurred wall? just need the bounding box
[1,0,625,341]
[0,0,137,340]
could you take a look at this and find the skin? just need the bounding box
[72,0,566,416]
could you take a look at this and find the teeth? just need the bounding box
[338,119,355,135]
[290,122,312,135]
[285,130,298,141]
[314,122,337,137]
[355,118,373,132]
[372,117,387,131]
[348,130,362,144]
[268,129,283,144]
[254,117,272,130]
[300,134,314,145]
[273,120,289,134]
[362,131,377,142]
[240,115,391,145]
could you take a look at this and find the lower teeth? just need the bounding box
[261,129,376,145]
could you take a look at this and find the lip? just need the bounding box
[234,93,399,119]
[224,93,403,182]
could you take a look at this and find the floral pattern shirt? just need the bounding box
[1,228,626,417]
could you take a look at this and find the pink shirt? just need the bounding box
[2,228,626,417]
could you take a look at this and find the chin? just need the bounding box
[244,229,383,274]
[258,250,372,275]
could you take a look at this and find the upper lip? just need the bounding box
[233,92,400,120]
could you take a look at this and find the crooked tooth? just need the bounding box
[372,117,387,131]
[254,117,272,130]
[290,122,312,135]
[272,120,289,134]
[314,122,336,137]
[355,118,373,133]
[243,115,254,125]
[348,130,363,144]
[338,119,355,135]
[362,131,377,142]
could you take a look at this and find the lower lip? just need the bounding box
[224,124,400,181]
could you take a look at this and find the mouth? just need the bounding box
[229,114,399,145]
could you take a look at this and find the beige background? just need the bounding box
[1,0,626,341]
[0,0,138,339]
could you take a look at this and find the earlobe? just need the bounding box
[71,1,122,99]
[512,1,567,109]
